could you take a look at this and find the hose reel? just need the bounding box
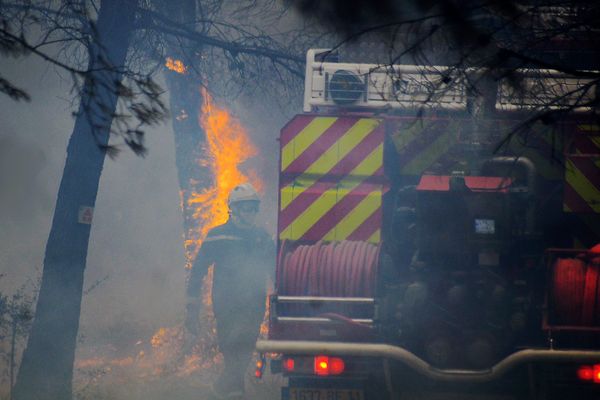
[278,241,380,297]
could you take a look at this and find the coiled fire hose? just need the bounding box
[552,246,600,326]
[278,241,380,297]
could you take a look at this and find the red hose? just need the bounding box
[313,243,327,295]
[350,242,360,293]
[279,240,380,297]
[318,243,327,294]
[352,241,366,296]
[276,240,287,292]
[582,263,599,326]
[365,244,378,296]
[297,245,308,294]
[553,257,588,325]
[341,241,353,296]
[365,244,374,295]
[338,241,351,296]
[333,242,341,295]
[324,242,339,296]
[308,241,320,295]
[331,242,341,295]
[288,247,301,294]
[282,252,291,294]
[318,312,372,335]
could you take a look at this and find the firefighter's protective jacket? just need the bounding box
[187,220,274,330]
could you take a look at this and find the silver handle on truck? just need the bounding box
[275,316,374,324]
[276,296,375,304]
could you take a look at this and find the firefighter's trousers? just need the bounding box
[213,298,264,396]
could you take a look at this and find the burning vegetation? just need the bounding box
[185,87,262,264]
[72,87,269,398]
[165,57,188,75]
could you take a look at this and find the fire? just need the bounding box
[150,328,169,348]
[73,87,264,390]
[259,287,272,337]
[75,357,134,369]
[177,88,263,373]
[165,57,187,74]
[184,87,262,264]
[142,88,262,376]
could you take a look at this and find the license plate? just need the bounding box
[289,388,364,400]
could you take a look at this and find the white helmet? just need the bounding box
[228,183,259,206]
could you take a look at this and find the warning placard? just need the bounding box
[78,206,94,224]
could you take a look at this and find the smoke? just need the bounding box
[0,26,304,400]
[0,56,68,295]
[0,46,186,399]
[0,2,323,397]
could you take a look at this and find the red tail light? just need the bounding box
[330,357,345,374]
[314,356,329,376]
[577,365,600,383]
[314,356,345,376]
[578,366,594,381]
[283,357,295,372]
[255,357,265,378]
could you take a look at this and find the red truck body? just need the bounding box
[257,49,600,400]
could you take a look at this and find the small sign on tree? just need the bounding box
[78,206,94,224]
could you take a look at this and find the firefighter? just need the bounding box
[185,183,273,399]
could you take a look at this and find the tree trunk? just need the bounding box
[159,0,220,359]
[160,0,213,267]
[13,1,137,399]
[166,75,214,266]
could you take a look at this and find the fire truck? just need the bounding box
[256,48,600,400]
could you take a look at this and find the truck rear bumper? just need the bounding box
[256,340,600,383]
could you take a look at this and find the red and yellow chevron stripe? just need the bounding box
[391,118,460,176]
[278,116,385,243]
[510,122,565,181]
[564,124,600,214]
[390,118,566,180]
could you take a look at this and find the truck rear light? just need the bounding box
[578,366,594,381]
[330,357,345,375]
[255,360,263,378]
[283,357,295,372]
[314,356,330,376]
[577,365,600,383]
[255,355,266,379]
[314,356,345,376]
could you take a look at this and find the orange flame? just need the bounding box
[184,88,262,265]
[176,88,264,374]
[165,57,187,74]
[73,88,265,387]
